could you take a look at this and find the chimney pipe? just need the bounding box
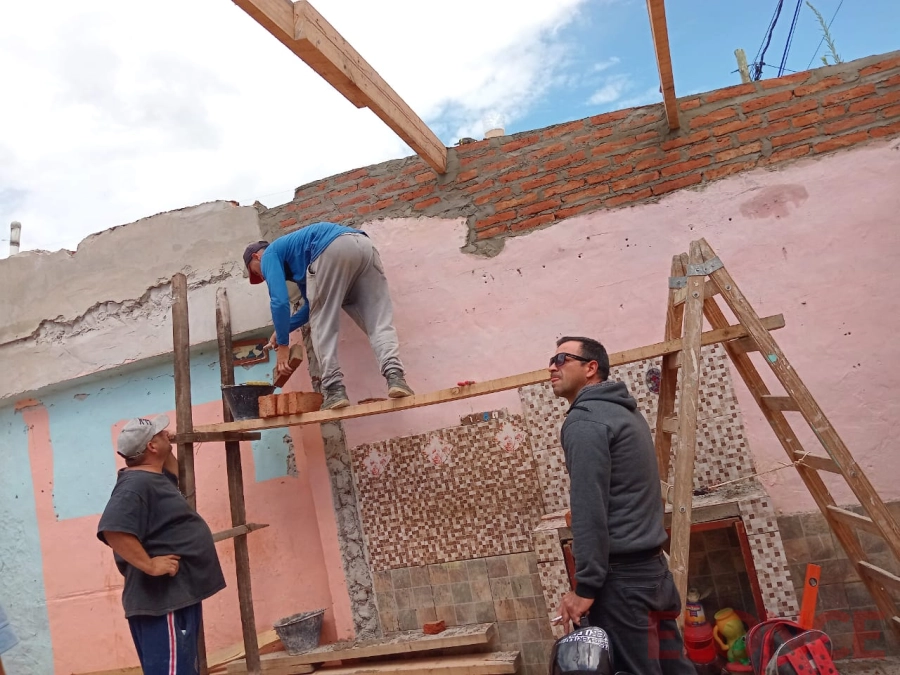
[9,221,21,255]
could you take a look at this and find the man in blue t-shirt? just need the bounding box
[243,222,413,409]
[98,415,226,675]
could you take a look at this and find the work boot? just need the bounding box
[321,383,351,410]
[385,369,414,398]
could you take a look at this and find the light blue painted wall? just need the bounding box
[0,406,54,674]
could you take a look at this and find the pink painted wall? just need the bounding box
[329,140,900,515]
[23,400,352,675]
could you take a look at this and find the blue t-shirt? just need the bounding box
[260,222,362,345]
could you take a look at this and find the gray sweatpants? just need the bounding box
[306,233,403,390]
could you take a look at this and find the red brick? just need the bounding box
[542,120,587,139]
[294,180,328,198]
[704,83,757,105]
[771,127,819,148]
[651,173,703,196]
[823,84,877,106]
[687,136,732,158]
[464,179,495,195]
[457,169,479,183]
[689,107,737,129]
[336,168,368,182]
[813,131,870,153]
[823,113,877,135]
[704,159,758,181]
[544,179,586,198]
[377,179,413,194]
[498,167,538,183]
[793,75,845,97]
[522,174,558,191]
[357,198,395,216]
[679,98,701,112]
[258,395,276,418]
[822,103,847,119]
[591,135,643,155]
[496,193,538,211]
[849,90,900,113]
[547,151,587,171]
[860,56,900,77]
[760,71,810,89]
[661,129,711,151]
[401,162,429,175]
[455,140,491,155]
[337,193,369,208]
[612,171,658,192]
[792,110,824,128]
[397,185,435,202]
[481,158,518,174]
[568,158,615,177]
[531,142,567,159]
[293,196,322,211]
[636,150,681,171]
[298,209,330,223]
[620,109,664,130]
[519,198,561,216]
[716,141,762,162]
[555,203,594,220]
[414,172,433,184]
[883,104,900,118]
[459,152,490,168]
[661,156,711,177]
[767,98,819,121]
[869,120,900,138]
[742,90,793,114]
[877,73,900,88]
[475,224,510,240]
[759,144,811,166]
[330,184,357,198]
[474,187,512,206]
[280,217,298,229]
[476,210,516,229]
[588,109,630,126]
[422,620,446,635]
[712,115,763,136]
[510,213,555,233]
[606,188,653,207]
[359,177,381,189]
[561,184,611,203]
[572,126,616,145]
[613,146,660,164]
[585,165,632,185]
[636,130,659,142]
[737,119,790,142]
[501,134,541,153]
[413,197,441,210]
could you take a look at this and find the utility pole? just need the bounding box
[735,49,752,83]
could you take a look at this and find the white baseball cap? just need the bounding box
[117,415,170,459]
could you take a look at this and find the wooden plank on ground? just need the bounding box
[195,315,785,436]
[71,667,141,675]
[232,651,518,675]
[227,624,497,672]
[209,630,284,673]
[645,0,679,129]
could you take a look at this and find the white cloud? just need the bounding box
[0,0,588,252]
[593,57,621,72]
[588,74,632,105]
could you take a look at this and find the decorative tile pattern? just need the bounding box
[739,495,800,619]
[533,529,563,564]
[519,344,754,513]
[537,560,571,639]
[351,415,544,571]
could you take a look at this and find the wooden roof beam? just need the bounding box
[646,0,679,130]
[231,0,448,173]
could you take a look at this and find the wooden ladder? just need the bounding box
[656,238,900,637]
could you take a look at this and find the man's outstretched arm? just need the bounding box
[102,531,180,577]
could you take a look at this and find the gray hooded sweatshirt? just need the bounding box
[561,380,668,599]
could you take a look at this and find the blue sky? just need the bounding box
[0,0,897,253]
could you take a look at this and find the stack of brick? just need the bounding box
[258,392,323,417]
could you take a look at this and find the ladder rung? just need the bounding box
[661,415,679,435]
[673,279,719,306]
[727,336,759,355]
[826,505,883,537]
[858,561,900,595]
[761,395,800,412]
[797,454,841,474]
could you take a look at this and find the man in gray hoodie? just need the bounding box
[551,336,693,675]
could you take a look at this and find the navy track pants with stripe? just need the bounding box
[128,603,202,675]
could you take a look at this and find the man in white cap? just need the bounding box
[97,415,225,675]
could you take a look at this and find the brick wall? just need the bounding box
[259,51,900,253]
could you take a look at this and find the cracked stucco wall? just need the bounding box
[0,201,272,403]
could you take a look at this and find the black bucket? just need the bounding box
[222,383,276,421]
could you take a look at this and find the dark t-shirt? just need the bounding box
[97,468,226,617]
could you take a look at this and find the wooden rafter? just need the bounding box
[646,0,679,130]
[231,0,448,173]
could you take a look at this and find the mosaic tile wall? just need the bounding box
[372,552,557,675]
[518,343,750,514]
[351,415,545,571]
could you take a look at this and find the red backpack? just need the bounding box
[746,619,836,675]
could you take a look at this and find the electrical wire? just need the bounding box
[777,0,804,77]
[752,0,786,81]
[806,0,845,69]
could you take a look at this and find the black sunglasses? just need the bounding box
[549,352,594,368]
